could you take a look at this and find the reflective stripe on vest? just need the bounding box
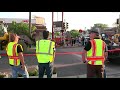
[13,44,17,65]
[7,42,21,66]
[8,44,19,65]
[36,40,54,63]
[87,39,105,65]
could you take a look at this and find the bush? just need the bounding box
[0,74,6,78]
[28,69,38,76]
[17,66,57,77]
[18,73,23,77]
[0,72,7,78]
[17,69,38,77]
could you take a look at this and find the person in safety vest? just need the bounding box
[82,30,108,78]
[36,30,56,78]
[6,33,29,78]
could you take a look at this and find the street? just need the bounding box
[55,47,120,78]
[0,46,120,78]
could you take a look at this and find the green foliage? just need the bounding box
[0,74,6,78]
[28,69,38,76]
[92,23,108,30]
[70,29,80,38]
[8,21,36,38]
[54,32,60,36]
[18,69,38,77]
[31,25,37,31]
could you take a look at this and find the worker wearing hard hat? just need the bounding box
[82,30,108,78]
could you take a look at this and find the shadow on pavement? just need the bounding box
[56,63,87,77]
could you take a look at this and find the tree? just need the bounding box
[91,23,108,30]
[8,21,36,38]
[31,25,37,31]
[70,29,80,38]
[54,32,60,37]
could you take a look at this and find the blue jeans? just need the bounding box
[11,65,29,78]
[38,62,53,78]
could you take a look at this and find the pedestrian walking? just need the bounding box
[82,30,108,78]
[81,36,85,46]
[36,30,56,78]
[6,33,29,78]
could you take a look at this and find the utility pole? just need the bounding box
[62,12,64,37]
[61,12,64,45]
[52,12,54,40]
[29,12,31,36]
[119,14,120,33]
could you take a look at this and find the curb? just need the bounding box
[18,73,57,78]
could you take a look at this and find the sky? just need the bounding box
[0,12,120,32]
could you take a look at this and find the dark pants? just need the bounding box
[0,41,2,50]
[38,62,53,78]
[104,69,106,78]
[87,64,104,78]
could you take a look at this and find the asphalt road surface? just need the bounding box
[0,47,120,78]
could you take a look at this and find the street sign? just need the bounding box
[53,21,62,27]
[53,25,56,28]
[54,27,62,32]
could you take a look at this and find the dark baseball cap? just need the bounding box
[89,30,99,34]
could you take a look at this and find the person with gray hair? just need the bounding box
[82,30,108,78]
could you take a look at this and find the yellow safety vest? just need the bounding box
[87,39,106,65]
[6,42,23,66]
[36,40,55,63]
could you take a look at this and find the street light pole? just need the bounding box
[29,12,31,36]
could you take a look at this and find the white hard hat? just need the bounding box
[3,27,7,33]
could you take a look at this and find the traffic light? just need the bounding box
[62,22,65,29]
[117,19,119,24]
[66,22,68,29]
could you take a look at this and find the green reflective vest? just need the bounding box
[87,39,106,65]
[36,40,55,63]
[6,42,23,66]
